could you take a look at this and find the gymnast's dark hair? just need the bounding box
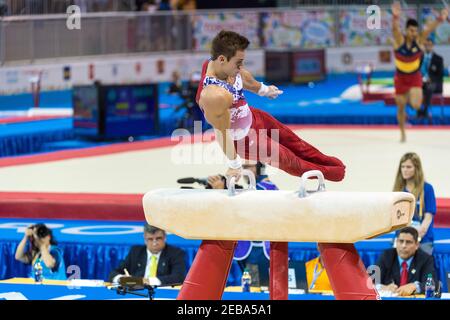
[211,30,250,61]
[406,18,419,29]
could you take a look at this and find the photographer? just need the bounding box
[206,175,227,189]
[242,161,278,191]
[15,223,67,281]
[206,161,278,191]
[181,162,274,190]
[174,72,205,132]
[168,71,182,95]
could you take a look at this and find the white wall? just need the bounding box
[2,45,449,95]
[0,50,265,95]
[326,45,450,73]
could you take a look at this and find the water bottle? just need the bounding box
[425,273,435,299]
[34,262,43,284]
[241,268,252,293]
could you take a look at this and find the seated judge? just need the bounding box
[375,226,436,296]
[109,223,186,286]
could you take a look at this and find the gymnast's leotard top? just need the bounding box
[196,59,253,141]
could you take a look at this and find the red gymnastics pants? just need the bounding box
[394,71,422,95]
[234,107,346,182]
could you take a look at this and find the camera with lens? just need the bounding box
[34,224,50,238]
[27,224,50,242]
[176,84,197,112]
[177,175,243,190]
[173,73,205,132]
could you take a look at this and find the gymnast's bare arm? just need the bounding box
[240,67,262,93]
[391,2,404,50]
[199,85,241,178]
[240,67,283,99]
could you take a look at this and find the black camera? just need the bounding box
[177,175,243,190]
[173,78,204,132]
[28,224,51,245]
[33,224,51,238]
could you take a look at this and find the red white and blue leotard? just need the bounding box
[199,71,252,140]
[196,59,345,182]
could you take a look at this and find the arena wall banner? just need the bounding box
[326,46,394,73]
[191,12,260,51]
[262,10,335,49]
[0,50,265,95]
[291,49,326,83]
[326,45,450,73]
[339,8,417,47]
[421,6,450,45]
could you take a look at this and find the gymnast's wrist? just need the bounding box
[258,82,269,96]
[227,154,242,169]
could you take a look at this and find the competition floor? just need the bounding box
[0,125,449,198]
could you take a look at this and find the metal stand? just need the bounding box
[115,284,157,300]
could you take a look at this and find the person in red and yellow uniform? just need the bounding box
[391,1,448,142]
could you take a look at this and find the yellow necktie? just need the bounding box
[149,255,157,278]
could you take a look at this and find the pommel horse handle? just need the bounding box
[298,170,326,198]
[226,169,256,196]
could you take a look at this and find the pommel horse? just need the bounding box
[143,170,415,300]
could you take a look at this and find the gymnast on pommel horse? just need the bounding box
[144,30,414,300]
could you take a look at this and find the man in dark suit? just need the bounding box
[109,224,186,286]
[418,38,444,121]
[375,226,436,296]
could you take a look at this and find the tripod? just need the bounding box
[115,284,156,300]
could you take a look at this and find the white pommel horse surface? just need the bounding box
[142,170,415,243]
[143,170,416,300]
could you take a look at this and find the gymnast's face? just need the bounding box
[406,26,418,41]
[144,230,166,254]
[396,233,419,260]
[400,159,415,181]
[220,50,245,77]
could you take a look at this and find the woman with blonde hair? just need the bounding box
[393,152,436,254]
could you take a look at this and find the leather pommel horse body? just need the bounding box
[143,170,415,300]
